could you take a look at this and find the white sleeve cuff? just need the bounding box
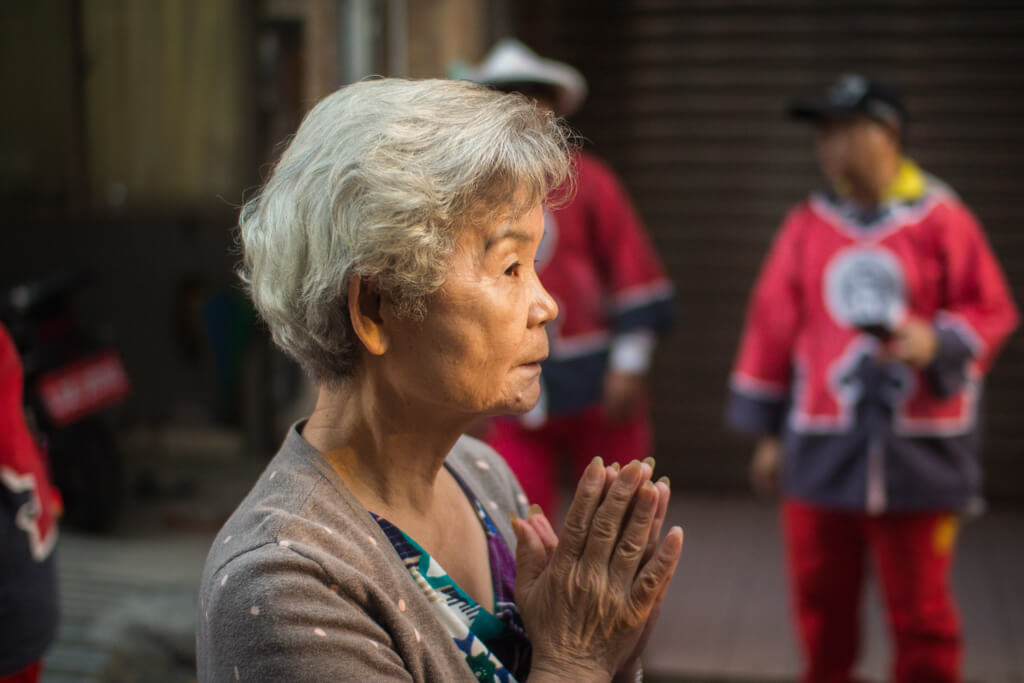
[609,330,656,374]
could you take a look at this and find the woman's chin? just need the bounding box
[486,383,541,417]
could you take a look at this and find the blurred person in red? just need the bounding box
[726,74,1019,683]
[468,40,676,518]
[0,323,61,683]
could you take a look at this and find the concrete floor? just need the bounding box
[645,496,1024,682]
[39,449,1024,682]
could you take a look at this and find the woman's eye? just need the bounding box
[504,262,521,276]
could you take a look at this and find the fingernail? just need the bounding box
[509,511,519,531]
[643,456,656,470]
[586,457,604,482]
[528,503,544,517]
[610,462,621,472]
[657,475,671,489]
[642,480,656,494]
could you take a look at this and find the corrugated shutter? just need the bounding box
[517,0,1024,501]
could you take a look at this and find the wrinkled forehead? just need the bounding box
[451,196,542,260]
[457,181,537,232]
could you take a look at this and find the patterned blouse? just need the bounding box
[370,465,531,682]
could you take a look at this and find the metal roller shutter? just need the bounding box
[517,0,1024,501]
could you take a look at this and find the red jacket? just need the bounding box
[1,322,61,674]
[728,161,1019,512]
[537,152,675,416]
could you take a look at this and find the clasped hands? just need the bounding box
[511,457,683,682]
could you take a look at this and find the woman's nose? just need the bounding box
[529,276,558,328]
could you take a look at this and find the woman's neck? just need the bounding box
[300,372,468,517]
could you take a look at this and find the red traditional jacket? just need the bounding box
[728,160,1018,512]
[1,322,61,674]
[533,151,675,419]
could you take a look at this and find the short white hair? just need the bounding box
[239,78,574,384]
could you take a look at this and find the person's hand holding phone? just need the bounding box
[880,317,938,368]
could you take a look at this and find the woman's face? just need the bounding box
[382,203,557,420]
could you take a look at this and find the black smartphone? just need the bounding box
[857,323,894,341]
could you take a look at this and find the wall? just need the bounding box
[0,2,80,212]
[82,0,252,210]
[1,0,497,441]
[1,1,254,432]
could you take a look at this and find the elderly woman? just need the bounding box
[196,78,682,682]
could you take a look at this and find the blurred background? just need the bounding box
[2,1,1022,681]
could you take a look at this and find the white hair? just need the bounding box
[238,77,574,384]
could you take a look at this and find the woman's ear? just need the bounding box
[348,276,389,356]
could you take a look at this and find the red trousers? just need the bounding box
[0,660,41,683]
[783,500,962,683]
[485,405,651,517]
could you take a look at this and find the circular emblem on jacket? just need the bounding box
[824,245,907,331]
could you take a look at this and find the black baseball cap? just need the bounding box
[789,74,907,131]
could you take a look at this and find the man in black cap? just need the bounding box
[726,74,1018,682]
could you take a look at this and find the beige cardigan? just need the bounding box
[196,424,530,682]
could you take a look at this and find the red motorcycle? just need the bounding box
[1,270,131,531]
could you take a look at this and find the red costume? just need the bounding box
[728,159,1019,683]
[1,323,61,682]
[487,151,675,515]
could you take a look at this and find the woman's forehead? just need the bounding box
[493,203,544,236]
[460,202,541,245]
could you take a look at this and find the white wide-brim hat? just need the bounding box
[467,38,588,117]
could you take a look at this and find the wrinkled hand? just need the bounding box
[750,436,781,498]
[521,459,672,681]
[601,459,672,682]
[882,317,938,368]
[601,371,647,422]
[513,458,683,682]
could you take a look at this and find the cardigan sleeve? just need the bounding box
[198,543,415,682]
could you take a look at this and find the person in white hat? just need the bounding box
[463,39,587,118]
[469,40,677,521]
